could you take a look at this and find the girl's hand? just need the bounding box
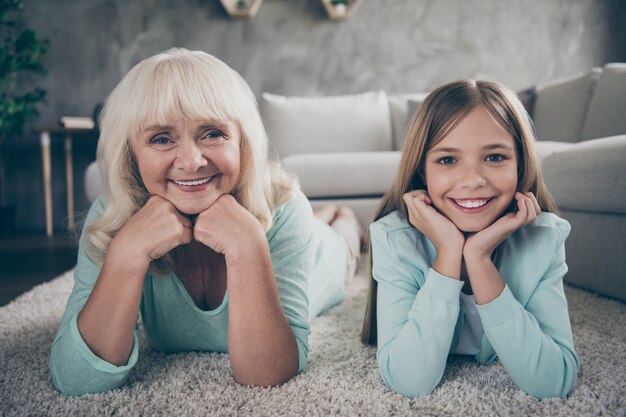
[464,192,541,261]
[403,190,465,279]
[193,194,266,257]
[403,190,465,253]
[112,195,194,264]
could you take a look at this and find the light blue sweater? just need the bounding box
[50,190,346,395]
[372,211,579,399]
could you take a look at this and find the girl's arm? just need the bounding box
[50,196,192,395]
[463,194,578,398]
[470,223,579,398]
[193,193,310,387]
[372,221,464,398]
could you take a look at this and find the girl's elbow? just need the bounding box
[519,357,579,399]
[378,356,439,398]
[381,372,437,398]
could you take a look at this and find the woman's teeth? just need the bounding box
[455,199,490,208]
[174,177,212,186]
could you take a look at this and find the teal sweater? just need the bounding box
[371,211,579,399]
[50,190,346,395]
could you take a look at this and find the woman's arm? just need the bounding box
[50,196,192,395]
[372,221,464,398]
[77,196,193,365]
[193,194,305,386]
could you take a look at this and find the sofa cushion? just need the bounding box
[532,68,601,143]
[388,93,428,151]
[281,151,401,198]
[261,91,392,157]
[534,140,576,159]
[541,135,626,214]
[84,161,103,203]
[580,63,626,141]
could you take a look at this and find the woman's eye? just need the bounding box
[486,154,505,162]
[150,136,171,145]
[203,130,224,140]
[437,156,455,165]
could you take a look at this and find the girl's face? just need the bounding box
[132,118,241,215]
[424,106,518,233]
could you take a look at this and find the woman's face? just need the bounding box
[423,106,518,233]
[132,118,241,214]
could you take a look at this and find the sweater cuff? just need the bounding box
[475,284,521,328]
[69,314,139,373]
[420,268,464,304]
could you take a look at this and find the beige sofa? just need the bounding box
[260,63,626,302]
[84,63,626,301]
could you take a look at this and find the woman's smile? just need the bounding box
[132,119,241,214]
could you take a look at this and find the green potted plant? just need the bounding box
[0,0,48,236]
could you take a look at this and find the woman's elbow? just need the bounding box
[232,366,299,387]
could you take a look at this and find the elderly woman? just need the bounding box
[50,48,361,395]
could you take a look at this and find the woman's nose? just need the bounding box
[175,140,208,172]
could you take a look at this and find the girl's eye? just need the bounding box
[437,156,455,165]
[486,154,505,162]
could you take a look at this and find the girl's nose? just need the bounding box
[175,141,208,172]
[460,164,487,189]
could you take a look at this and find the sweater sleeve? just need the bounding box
[476,221,579,398]
[372,221,464,397]
[266,190,313,373]
[49,197,140,395]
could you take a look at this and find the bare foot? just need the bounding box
[313,204,339,225]
[334,207,366,253]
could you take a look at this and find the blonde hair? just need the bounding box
[361,79,557,345]
[86,48,296,270]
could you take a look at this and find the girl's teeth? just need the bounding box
[456,199,489,208]
[174,177,212,186]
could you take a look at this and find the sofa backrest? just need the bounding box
[580,63,626,141]
[261,91,393,157]
[388,93,428,150]
[532,68,601,143]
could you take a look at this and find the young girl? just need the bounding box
[361,80,579,399]
[50,48,361,395]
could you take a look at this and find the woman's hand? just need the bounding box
[463,192,541,261]
[193,194,266,257]
[111,195,194,265]
[403,190,464,279]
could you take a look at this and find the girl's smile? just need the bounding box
[424,106,518,233]
[449,197,495,212]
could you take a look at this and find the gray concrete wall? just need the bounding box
[6,0,626,233]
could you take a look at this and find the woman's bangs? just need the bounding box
[131,63,236,138]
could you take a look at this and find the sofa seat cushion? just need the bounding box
[541,135,626,214]
[532,68,601,143]
[282,151,401,198]
[580,63,626,141]
[262,91,393,157]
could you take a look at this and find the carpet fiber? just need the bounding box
[1,259,625,416]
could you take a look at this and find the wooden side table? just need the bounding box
[36,127,96,237]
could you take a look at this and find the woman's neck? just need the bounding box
[174,241,227,310]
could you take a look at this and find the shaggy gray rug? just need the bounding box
[1,259,625,417]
